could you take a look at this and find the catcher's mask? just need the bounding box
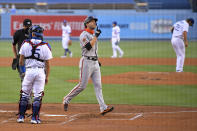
[29,25,44,38]
[84,16,98,28]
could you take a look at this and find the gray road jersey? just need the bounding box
[80,31,98,57]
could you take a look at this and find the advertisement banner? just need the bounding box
[11,15,87,37]
[97,15,176,39]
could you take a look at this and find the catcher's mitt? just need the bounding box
[12,58,18,70]
[68,40,72,46]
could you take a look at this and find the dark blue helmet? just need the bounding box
[29,25,44,37]
[187,18,194,26]
[113,21,117,25]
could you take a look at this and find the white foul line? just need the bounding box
[129,113,143,120]
[43,114,67,117]
[0,110,16,113]
[60,114,79,125]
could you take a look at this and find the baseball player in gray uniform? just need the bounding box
[63,16,114,115]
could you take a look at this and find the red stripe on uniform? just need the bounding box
[65,58,84,98]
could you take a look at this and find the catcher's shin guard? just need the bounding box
[18,96,29,117]
[32,96,42,119]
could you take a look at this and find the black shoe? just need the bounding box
[64,103,68,111]
[100,107,114,116]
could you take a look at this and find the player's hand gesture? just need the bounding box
[95,27,101,38]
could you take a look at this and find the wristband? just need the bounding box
[19,65,26,73]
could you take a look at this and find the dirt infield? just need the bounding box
[1,57,197,67]
[68,72,197,85]
[0,104,197,131]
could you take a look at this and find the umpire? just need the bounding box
[12,19,32,80]
[12,19,32,110]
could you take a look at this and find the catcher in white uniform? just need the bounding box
[61,20,72,58]
[17,25,53,124]
[171,18,194,72]
[111,21,124,58]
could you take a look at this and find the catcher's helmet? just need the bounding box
[84,16,98,28]
[29,25,44,37]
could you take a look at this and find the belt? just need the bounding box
[84,56,98,61]
[26,67,44,69]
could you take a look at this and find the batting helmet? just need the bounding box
[29,25,44,38]
[84,16,98,28]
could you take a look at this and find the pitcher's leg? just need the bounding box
[111,39,117,58]
[116,45,124,57]
[91,66,107,112]
[178,40,185,72]
[173,39,185,72]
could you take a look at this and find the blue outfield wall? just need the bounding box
[97,15,176,39]
[0,10,197,40]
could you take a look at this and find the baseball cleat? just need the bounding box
[31,117,41,124]
[119,52,124,58]
[31,119,38,124]
[100,106,114,116]
[69,53,73,57]
[17,116,25,123]
[37,119,41,124]
[64,103,68,111]
[61,56,67,58]
[111,56,117,58]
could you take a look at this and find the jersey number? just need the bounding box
[32,49,40,59]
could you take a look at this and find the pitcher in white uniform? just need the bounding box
[61,20,72,58]
[17,25,52,124]
[111,21,124,58]
[171,18,194,72]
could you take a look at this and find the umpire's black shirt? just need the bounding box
[12,28,29,54]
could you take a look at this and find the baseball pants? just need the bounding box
[111,38,123,57]
[21,68,45,98]
[62,37,70,49]
[171,37,185,72]
[63,57,108,112]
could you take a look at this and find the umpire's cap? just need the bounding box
[187,18,194,26]
[84,16,98,28]
[29,25,44,37]
[23,19,32,27]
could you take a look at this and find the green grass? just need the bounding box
[0,40,197,107]
[1,40,197,58]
